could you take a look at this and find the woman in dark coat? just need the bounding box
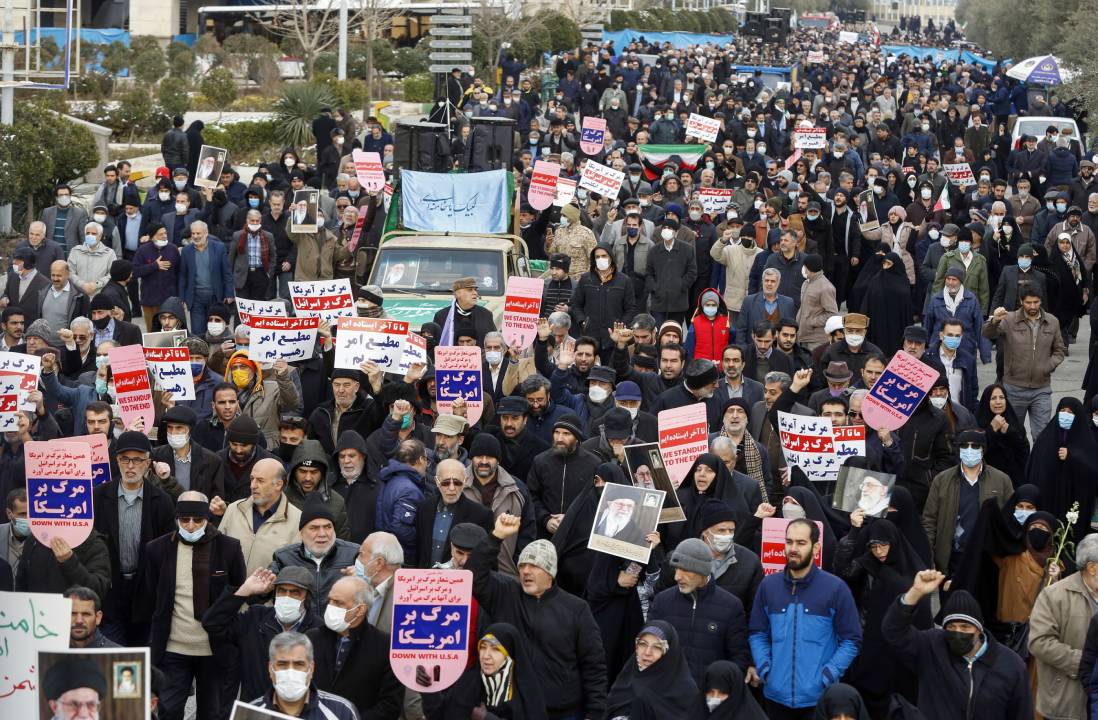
[863,251,914,356]
[686,660,766,719]
[571,244,639,353]
[1048,230,1091,346]
[1026,396,1098,540]
[184,120,205,179]
[604,621,698,720]
[976,383,1030,488]
[814,683,871,720]
[671,453,754,549]
[443,623,548,720]
[552,461,628,596]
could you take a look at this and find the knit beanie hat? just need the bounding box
[517,539,557,578]
[468,433,501,461]
[670,538,714,576]
[941,589,984,632]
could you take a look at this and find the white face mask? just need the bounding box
[588,386,609,404]
[324,604,353,633]
[154,239,168,249]
[708,532,734,553]
[558,216,570,228]
[247,223,262,232]
[689,211,702,221]
[273,596,303,624]
[801,266,809,279]
[661,228,675,241]
[158,191,171,201]
[272,668,309,702]
[706,697,724,711]
[622,405,639,419]
[57,195,72,207]
[175,203,188,214]
[929,396,947,409]
[166,432,189,450]
[595,257,611,271]
[93,213,107,223]
[485,350,502,365]
[782,503,806,520]
[920,188,932,200]
[939,236,951,249]
[844,332,864,347]
[207,321,226,336]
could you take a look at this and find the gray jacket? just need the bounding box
[40,203,89,254]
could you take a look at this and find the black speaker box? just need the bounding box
[393,121,451,172]
[465,116,517,172]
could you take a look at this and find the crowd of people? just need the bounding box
[9,18,1098,720]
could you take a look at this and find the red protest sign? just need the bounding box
[108,344,155,431]
[527,160,561,211]
[352,149,386,192]
[501,276,543,349]
[657,404,709,488]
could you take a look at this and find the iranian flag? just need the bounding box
[934,185,951,212]
[639,144,708,181]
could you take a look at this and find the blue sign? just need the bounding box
[401,170,509,234]
[391,604,470,651]
[92,463,110,487]
[868,370,927,418]
[435,369,482,402]
[27,478,93,520]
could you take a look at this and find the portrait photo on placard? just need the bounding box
[38,647,150,720]
[833,466,896,518]
[587,482,664,564]
[194,145,228,188]
[290,189,320,233]
[623,442,686,523]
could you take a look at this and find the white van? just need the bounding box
[1011,116,1085,151]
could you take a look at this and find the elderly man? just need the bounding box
[230,209,276,299]
[736,268,796,340]
[92,430,175,645]
[17,219,66,270]
[143,491,247,720]
[1,246,50,323]
[269,499,358,615]
[248,631,359,720]
[38,260,89,346]
[219,456,303,575]
[63,585,120,648]
[68,221,117,297]
[470,514,607,719]
[40,184,89,253]
[432,277,496,345]
[180,220,235,337]
[415,458,493,568]
[351,531,404,633]
[330,430,378,544]
[306,576,403,720]
[306,370,377,456]
[43,657,107,720]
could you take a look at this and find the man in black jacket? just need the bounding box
[526,413,601,539]
[307,575,403,720]
[470,514,607,719]
[152,406,227,503]
[432,277,496,345]
[571,243,638,355]
[466,395,549,483]
[414,458,494,568]
[330,430,379,544]
[650,358,724,430]
[306,370,381,456]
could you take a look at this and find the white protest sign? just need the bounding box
[839,31,859,44]
[289,279,355,325]
[334,317,410,373]
[554,177,578,207]
[579,160,625,198]
[143,346,196,400]
[794,127,829,150]
[398,332,428,375]
[352,149,386,192]
[944,162,976,186]
[0,592,72,719]
[248,316,319,362]
[686,113,721,143]
[236,297,287,325]
[777,411,838,482]
[696,188,733,215]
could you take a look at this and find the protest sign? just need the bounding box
[141,329,187,348]
[623,443,686,523]
[833,467,897,517]
[580,116,607,155]
[807,50,826,63]
[862,351,940,431]
[527,160,561,211]
[389,569,473,693]
[352,149,386,191]
[834,425,867,465]
[501,276,543,349]
[761,518,824,574]
[0,352,40,426]
[0,352,41,393]
[944,162,976,186]
[398,332,429,375]
[26,440,94,547]
[194,145,228,189]
[554,177,577,207]
[289,279,355,325]
[686,113,721,143]
[348,214,367,252]
[697,187,733,215]
[143,346,196,400]
[0,592,71,719]
[108,344,155,431]
[384,183,393,214]
[69,433,111,487]
[778,411,838,483]
[335,317,409,372]
[785,148,803,170]
[857,189,879,232]
[578,159,625,198]
[289,188,320,233]
[435,346,483,425]
[235,297,287,325]
[657,404,709,488]
[402,170,509,234]
[587,483,664,564]
[0,391,19,432]
[248,316,319,362]
[839,30,859,44]
[37,647,150,720]
[793,127,829,150]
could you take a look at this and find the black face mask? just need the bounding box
[277,442,297,462]
[1028,527,1051,550]
[945,629,976,656]
[92,316,111,330]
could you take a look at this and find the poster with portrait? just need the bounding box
[290,189,320,233]
[194,145,228,189]
[0,592,71,719]
[623,442,685,524]
[833,467,897,518]
[856,189,879,232]
[37,647,150,720]
[587,482,664,564]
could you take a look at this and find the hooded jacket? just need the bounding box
[151,295,189,332]
[570,243,638,349]
[225,350,301,448]
[284,440,349,539]
[375,458,427,565]
[685,288,731,362]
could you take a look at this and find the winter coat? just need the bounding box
[922,464,1012,572]
[14,530,111,599]
[132,241,181,307]
[685,305,731,362]
[896,403,955,512]
[570,246,638,349]
[933,250,991,314]
[648,580,750,687]
[1046,147,1080,187]
[284,441,349,539]
[291,228,336,281]
[797,273,838,346]
[645,238,697,312]
[307,623,404,720]
[375,459,428,565]
[982,308,1066,389]
[306,393,380,456]
[762,251,806,309]
[924,288,993,364]
[161,127,189,170]
[1028,571,1092,720]
[268,539,359,616]
[710,236,763,311]
[548,224,598,278]
[526,445,601,538]
[67,242,117,295]
[218,492,302,576]
[461,465,532,578]
[180,239,234,307]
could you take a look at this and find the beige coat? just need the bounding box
[219,493,302,575]
[863,221,917,285]
[709,237,762,311]
[462,466,526,578]
[982,309,1066,389]
[242,372,301,449]
[797,273,838,347]
[1029,571,1092,720]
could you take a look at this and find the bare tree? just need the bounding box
[556,0,608,26]
[359,0,401,116]
[473,0,546,81]
[251,0,366,79]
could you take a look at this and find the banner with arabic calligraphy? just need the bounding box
[434,346,483,425]
[657,404,709,488]
[69,434,111,487]
[862,351,940,432]
[401,169,510,234]
[761,518,823,575]
[0,592,71,719]
[26,441,94,548]
[777,411,838,483]
[501,276,543,350]
[236,297,287,326]
[0,352,41,428]
[335,317,409,372]
[389,569,473,693]
[248,316,319,363]
[144,346,196,400]
[108,345,155,431]
[398,332,428,375]
[289,279,355,325]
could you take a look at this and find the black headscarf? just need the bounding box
[975,383,1030,488]
[686,660,767,720]
[884,484,932,567]
[814,683,872,720]
[605,620,699,720]
[783,485,838,570]
[446,623,548,720]
[1026,396,1098,539]
[552,461,627,595]
[864,252,914,357]
[676,454,751,544]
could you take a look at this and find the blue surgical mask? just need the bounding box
[12,517,29,537]
[1018,257,1032,271]
[84,234,98,246]
[178,523,206,542]
[1056,202,1068,213]
[400,414,412,430]
[95,377,108,395]
[957,241,971,254]
[248,198,260,209]
[702,305,718,318]
[942,335,962,350]
[1014,508,1035,525]
[627,227,639,237]
[191,362,205,376]
[95,355,110,369]
[1058,411,1074,430]
[959,447,983,468]
[1046,201,1056,212]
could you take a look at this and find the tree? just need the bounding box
[473,0,548,81]
[158,77,192,118]
[115,85,156,146]
[222,33,283,93]
[272,82,337,149]
[99,41,129,95]
[250,0,374,80]
[168,41,197,80]
[130,35,168,86]
[0,111,97,220]
[201,67,238,120]
[357,0,401,117]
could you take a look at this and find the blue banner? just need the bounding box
[602,29,736,50]
[881,45,1000,71]
[401,170,510,234]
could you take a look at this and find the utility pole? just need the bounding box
[0,0,15,232]
[337,0,348,80]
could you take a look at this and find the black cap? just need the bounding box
[12,246,35,267]
[903,325,928,343]
[699,498,737,529]
[226,415,261,444]
[162,405,197,428]
[588,366,616,385]
[115,430,152,454]
[549,253,571,271]
[497,396,529,416]
[957,429,987,447]
[803,253,823,273]
[110,259,133,282]
[601,407,633,440]
[449,522,488,550]
[43,658,107,700]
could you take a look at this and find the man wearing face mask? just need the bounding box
[991,244,1048,313]
[142,490,247,720]
[820,312,882,378]
[180,220,235,337]
[202,568,323,705]
[0,489,28,576]
[306,575,403,719]
[40,184,89,254]
[1031,190,1069,248]
[231,209,277,300]
[645,217,697,326]
[151,405,227,513]
[67,221,118,297]
[883,571,1032,719]
[247,631,359,720]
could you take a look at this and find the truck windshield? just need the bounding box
[371,248,505,296]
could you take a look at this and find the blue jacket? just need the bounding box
[375,460,427,565]
[41,371,100,435]
[180,239,235,308]
[648,580,750,687]
[923,289,993,364]
[748,564,862,709]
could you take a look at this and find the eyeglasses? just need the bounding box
[60,700,100,713]
[958,442,982,450]
[117,456,149,466]
[177,516,205,524]
[847,410,862,417]
[437,478,465,487]
[635,639,665,651]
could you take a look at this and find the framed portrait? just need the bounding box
[38,647,149,720]
[290,189,320,233]
[624,442,686,523]
[194,145,228,189]
[833,467,897,518]
[587,482,664,564]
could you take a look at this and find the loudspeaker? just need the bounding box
[465,116,517,172]
[393,121,451,172]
